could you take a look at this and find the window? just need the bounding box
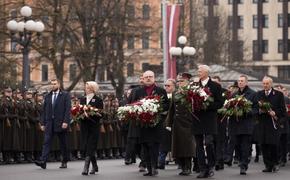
[127,5,135,19]
[254,40,268,53]
[127,63,134,76]
[253,15,268,28]
[41,64,48,82]
[142,4,150,20]
[228,41,244,61]
[69,64,77,81]
[252,66,268,76]
[11,40,17,52]
[278,66,290,80]
[204,0,219,5]
[278,39,290,53]
[204,16,219,29]
[142,63,149,71]
[263,15,269,28]
[262,40,268,53]
[228,16,244,29]
[253,40,268,59]
[253,0,268,3]
[228,0,244,4]
[142,32,150,49]
[127,35,135,49]
[278,14,290,27]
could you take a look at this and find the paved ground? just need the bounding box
[0,158,290,180]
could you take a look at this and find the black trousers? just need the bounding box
[262,144,279,168]
[125,137,146,167]
[279,133,288,163]
[195,134,215,171]
[215,124,226,164]
[142,142,159,172]
[80,121,99,157]
[235,135,252,169]
[178,157,192,171]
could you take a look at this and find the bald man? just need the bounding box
[253,76,286,173]
[130,70,169,176]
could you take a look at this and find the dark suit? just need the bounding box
[193,78,223,173]
[227,86,256,170]
[131,85,169,173]
[253,88,286,169]
[40,90,71,162]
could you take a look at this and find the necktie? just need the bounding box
[52,92,57,105]
[265,90,269,96]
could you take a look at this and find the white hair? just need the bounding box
[198,64,211,73]
[262,76,273,84]
[85,81,99,94]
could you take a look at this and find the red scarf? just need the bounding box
[145,84,156,96]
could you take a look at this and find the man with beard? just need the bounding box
[35,79,71,169]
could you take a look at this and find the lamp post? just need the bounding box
[169,35,196,74]
[7,6,45,90]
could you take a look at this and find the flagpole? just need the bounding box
[162,0,168,83]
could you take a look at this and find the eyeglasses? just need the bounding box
[164,84,171,87]
[143,76,153,79]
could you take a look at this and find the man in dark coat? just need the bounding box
[35,79,71,169]
[253,76,286,173]
[227,75,256,175]
[192,65,223,178]
[211,76,228,171]
[130,70,169,176]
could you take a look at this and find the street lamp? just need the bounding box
[169,35,196,74]
[7,6,45,90]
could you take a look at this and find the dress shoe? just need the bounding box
[240,167,247,175]
[124,159,132,165]
[197,171,208,178]
[143,172,152,176]
[208,169,214,177]
[179,169,191,176]
[224,160,232,167]
[59,162,67,169]
[215,164,224,171]
[139,166,146,172]
[279,162,286,167]
[151,168,158,176]
[35,160,46,169]
[157,165,165,169]
[262,167,272,173]
[272,165,279,173]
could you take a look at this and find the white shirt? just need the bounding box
[201,77,210,87]
[52,90,60,104]
[86,93,94,105]
[265,89,272,96]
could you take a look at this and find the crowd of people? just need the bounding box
[0,64,290,178]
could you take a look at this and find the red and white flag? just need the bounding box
[166,4,181,79]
